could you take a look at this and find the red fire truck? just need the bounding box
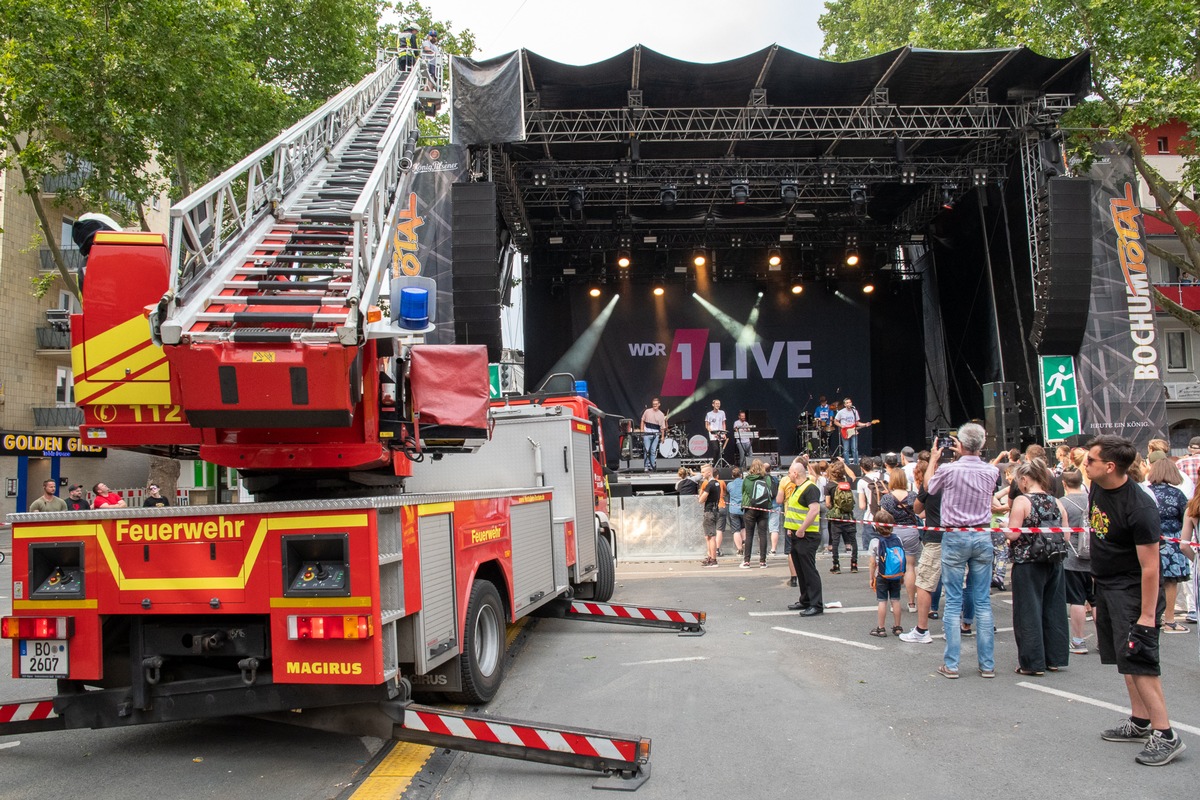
[0,57,701,788]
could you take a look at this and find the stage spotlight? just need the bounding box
[589,286,602,298]
[845,248,860,267]
[566,186,585,213]
[861,276,876,294]
[767,248,782,267]
[730,179,750,205]
[780,180,799,203]
[692,248,708,268]
[941,184,956,210]
[849,185,868,208]
[659,184,678,208]
[652,284,665,297]
[616,249,632,268]
[791,282,804,294]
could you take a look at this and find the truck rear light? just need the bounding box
[286,615,372,640]
[1,616,74,640]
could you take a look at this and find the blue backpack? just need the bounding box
[877,534,906,580]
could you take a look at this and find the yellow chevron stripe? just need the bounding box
[81,316,155,371]
[75,380,174,406]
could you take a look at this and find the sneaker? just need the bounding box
[1070,639,1088,655]
[1136,731,1186,766]
[760,562,768,569]
[716,548,723,557]
[928,611,940,620]
[740,562,751,569]
[899,628,933,644]
[1101,718,1152,743]
[702,559,719,568]
[961,626,975,637]
[770,550,777,555]
[907,603,918,613]
[829,566,841,574]
[1186,614,1198,624]
[850,565,858,574]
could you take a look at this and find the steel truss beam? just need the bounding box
[522,101,1073,144]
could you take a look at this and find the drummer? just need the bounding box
[640,397,668,472]
[814,395,836,456]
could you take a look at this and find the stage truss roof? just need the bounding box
[476,44,1090,284]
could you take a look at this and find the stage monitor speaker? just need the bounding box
[451,182,502,360]
[1030,177,1094,356]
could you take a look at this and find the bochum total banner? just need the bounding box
[563,283,873,462]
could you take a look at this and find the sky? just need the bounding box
[421,0,829,64]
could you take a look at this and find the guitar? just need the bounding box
[840,419,880,440]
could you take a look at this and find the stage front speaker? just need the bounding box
[1029,177,1093,356]
[451,182,503,361]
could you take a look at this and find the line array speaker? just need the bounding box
[1029,177,1094,356]
[451,182,502,361]
[983,381,1019,454]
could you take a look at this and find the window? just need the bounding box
[57,290,80,314]
[55,366,74,406]
[1166,330,1190,372]
[60,217,77,250]
[1157,136,1169,154]
[151,194,161,211]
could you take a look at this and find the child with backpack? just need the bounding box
[869,510,907,637]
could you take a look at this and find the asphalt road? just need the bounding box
[418,553,1199,800]
[2,547,1197,800]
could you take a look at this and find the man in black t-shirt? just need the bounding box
[1085,435,1184,766]
[697,465,722,567]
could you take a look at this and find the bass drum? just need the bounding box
[659,438,679,458]
[688,435,711,457]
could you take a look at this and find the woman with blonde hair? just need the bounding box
[1148,457,1192,632]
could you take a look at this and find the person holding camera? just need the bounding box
[1085,435,1184,766]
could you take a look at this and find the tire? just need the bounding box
[451,580,505,704]
[594,533,615,602]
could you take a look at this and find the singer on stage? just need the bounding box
[733,410,753,469]
[834,397,862,464]
[640,397,667,472]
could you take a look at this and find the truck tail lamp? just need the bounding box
[1,616,74,640]
[286,615,372,640]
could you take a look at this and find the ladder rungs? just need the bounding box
[196,311,348,325]
[222,280,350,290]
[209,295,348,306]
[238,266,352,276]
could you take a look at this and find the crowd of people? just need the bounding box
[688,427,1193,767]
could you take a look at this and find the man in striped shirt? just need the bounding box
[926,422,1000,679]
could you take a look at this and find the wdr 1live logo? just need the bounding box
[628,328,812,396]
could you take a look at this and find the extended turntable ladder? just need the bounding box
[160,56,430,350]
[152,56,437,430]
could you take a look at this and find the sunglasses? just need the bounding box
[1085,456,1112,466]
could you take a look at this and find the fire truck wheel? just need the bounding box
[594,534,615,602]
[454,579,505,704]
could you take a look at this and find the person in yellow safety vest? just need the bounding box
[781,456,825,616]
[398,24,420,71]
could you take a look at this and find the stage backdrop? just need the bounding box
[552,284,873,464]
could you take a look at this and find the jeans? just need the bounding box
[643,432,659,470]
[941,531,995,672]
[736,440,753,469]
[742,508,769,564]
[842,433,859,463]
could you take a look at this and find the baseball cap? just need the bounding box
[1147,450,1167,464]
[883,452,900,467]
[901,446,915,458]
[1189,436,1200,449]
[69,484,84,492]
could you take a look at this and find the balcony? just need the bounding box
[39,247,86,273]
[35,327,72,360]
[33,406,83,430]
[1156,282,1200,313]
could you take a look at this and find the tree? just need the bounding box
[819,0,1200,332]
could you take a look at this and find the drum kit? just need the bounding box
[656,424,696,459]
[796,412,833,459]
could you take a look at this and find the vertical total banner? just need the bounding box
[396,144,468,344]
[1075,144,1166,447]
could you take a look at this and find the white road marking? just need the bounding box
[1017,682,1200,737]
[773,626,883,651]
[0,741,20,750]
[750,606,876,617]
[932,626,1013,640]
[620,656,709,666]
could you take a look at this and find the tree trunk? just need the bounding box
[7,135,83,305]
[146,455,183,506]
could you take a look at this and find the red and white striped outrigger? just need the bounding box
[535,599,706,636]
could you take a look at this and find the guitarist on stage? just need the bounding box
[834,397,874,465]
